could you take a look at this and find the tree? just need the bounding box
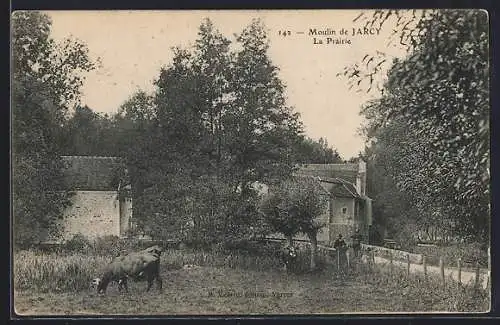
[118,90,156,123]
[121,18,303,244]
[62,105,105,155]
[260,189,301,247]
[228,19,303,189]
[260,177,327,270]
[294,136,344,164]
[341,10,489,242]
[12,11,97,110]
[11,11,97,245]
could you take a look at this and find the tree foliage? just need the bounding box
[260,177,327,270]
[294,137,343,164]
[343,10,489,242]
[22,15,345,246]
[12,12,97,246]
[93,18,305,244]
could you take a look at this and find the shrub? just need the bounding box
[63,234,91,253]
[92,235,123,256]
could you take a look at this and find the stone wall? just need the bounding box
[119,197,133,236]
[361,243,424,264]
[329,196,355,223]
[59,191,120,240]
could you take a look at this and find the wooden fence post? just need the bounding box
[390,251,394,274]
[346,250,350,274]
[406,254,411,277]
[475,261,480,289]
[439,257,445,285]
[457,258,462,286]
[423,255,427,280]
[337,249,340,273]
[367,250,371,270]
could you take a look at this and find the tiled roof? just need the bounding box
[61,156,129,191]
[296,163,359,184]
[294,175,359,198]
[317,177,360,198]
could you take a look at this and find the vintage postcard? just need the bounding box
[11,9,490,316]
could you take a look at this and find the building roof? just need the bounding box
[296,163,361,184]
[294,175,360,198]
[317,177,360,198]
[61,156,129,191]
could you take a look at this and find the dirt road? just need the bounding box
[371,255,489,289]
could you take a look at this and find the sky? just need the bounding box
[46,10,408,159]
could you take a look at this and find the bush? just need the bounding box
[63,234,92,253]
[92,235,124,256]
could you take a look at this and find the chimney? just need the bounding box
[356,160,367,196]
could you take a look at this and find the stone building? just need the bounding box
[259,161,373,245]
[49,156,133,241]
[296,161,373,243]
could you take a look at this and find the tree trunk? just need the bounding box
[308,232,318,271]
[286,234,293,247]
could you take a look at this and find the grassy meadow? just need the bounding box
[13,243,490,315]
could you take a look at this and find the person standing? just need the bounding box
[333,234,348,275]
[333,234,347,250]
[351,228,363,258]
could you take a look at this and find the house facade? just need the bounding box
[48,156,133,242]
[296,161,372,243]
[259,161,372,245]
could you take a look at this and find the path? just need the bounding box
[263,239,490,289]
[370,255,490,289]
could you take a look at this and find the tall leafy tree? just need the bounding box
[11,11,96,245]
[130,18,303,243]
[294,136,343,164]
[228,19,303,189]
[342,10,489,242]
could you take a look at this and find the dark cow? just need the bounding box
[279,244,298,273]
[92,245,163,294]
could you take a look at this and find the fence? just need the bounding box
[262,238,490,290]
[365,249,490,289]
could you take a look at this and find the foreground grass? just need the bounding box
[353,262,490,313]
[14,246,285,293]
[13,248,489,314]
[15,265,490,315]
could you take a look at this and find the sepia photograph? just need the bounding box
[11,9,490,315]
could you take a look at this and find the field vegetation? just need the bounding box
[407,242,489,269]
[14,240,489,315]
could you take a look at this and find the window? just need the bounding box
[341,207,348,214]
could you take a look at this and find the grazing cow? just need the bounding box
[93,245,163,294]
[279,244,298,273]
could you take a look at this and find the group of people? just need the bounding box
[333,227,363,257]
[331,228,363,275]
[279,228,364,274]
